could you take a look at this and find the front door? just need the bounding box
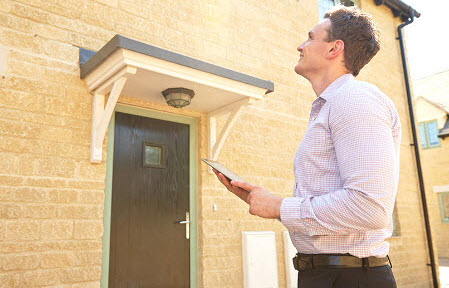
[109,112,190,287]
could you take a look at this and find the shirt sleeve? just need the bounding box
[280,90,399,236]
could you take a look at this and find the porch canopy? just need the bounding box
[80,35,274,163]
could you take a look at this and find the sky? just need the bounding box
[402,0,449,80]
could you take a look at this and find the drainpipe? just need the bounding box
[397,11,439,288]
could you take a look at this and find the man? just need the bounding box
[213,5,401,288]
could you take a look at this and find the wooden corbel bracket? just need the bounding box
[208,98,255,162]
[90,66,137,163]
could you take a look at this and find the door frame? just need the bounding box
[101,104,198,287]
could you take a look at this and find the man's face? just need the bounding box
[294,19,333,77]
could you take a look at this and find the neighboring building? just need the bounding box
[0,0,440,287]
[414,70,449,259]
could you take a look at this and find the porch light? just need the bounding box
[162,87,195,108]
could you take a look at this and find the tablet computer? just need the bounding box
[201,158,245,182]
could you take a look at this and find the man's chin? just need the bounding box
[294,65,304,76]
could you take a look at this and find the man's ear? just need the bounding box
[327,40,344,59]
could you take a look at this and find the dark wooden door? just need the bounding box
[109,112,190,288]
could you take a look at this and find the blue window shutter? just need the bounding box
[426,121,440,147]
[418,123,428,148]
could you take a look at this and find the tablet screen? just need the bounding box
[201,158,245,182]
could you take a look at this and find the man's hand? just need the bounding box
[212,169,283,219]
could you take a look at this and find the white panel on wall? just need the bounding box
[283,231,298,288]
[242,231,278,288]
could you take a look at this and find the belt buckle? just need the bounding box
[293,254,312,271]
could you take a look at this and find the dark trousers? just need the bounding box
[298,265,397,288]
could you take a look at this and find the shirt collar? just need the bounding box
[318,73,354,100]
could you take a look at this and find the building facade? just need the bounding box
[0,0,440,287]
[415,70,449,260]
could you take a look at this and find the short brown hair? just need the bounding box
[324,5,380,76]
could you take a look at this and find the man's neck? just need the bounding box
[308,71,349,97]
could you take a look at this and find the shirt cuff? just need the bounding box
[280,197,307,232]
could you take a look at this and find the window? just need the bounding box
[439,192,449,223]
[318,0,358,19]
[418,120,441,149]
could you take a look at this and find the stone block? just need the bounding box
[74,250,102,266]
[3,254,40,271]
[0,90,46,113]
[0,118,41,139]
[0,220,4,241]
[73,220,103,240]
[72,281,100,288]
[58,205,103,219]
[59,266,101,283]
[0,46,9,77]
[0,0,11,12]
[0,203,22,218]
[34,157,76,178]
[20,268,59,286]
[46,189,78,203]
[23,176,67,188]
[5,220,39,241]
[67,179,104,190]
[0,27,41,54]
[76,190,104,204]
[39,126,73,143]
[15,154,35,176]
[6,76,65,97]
[0,186,15,202]
[40,219,73,240]
[0,175,23,186]
[22,204,58,219]
[40,251,74,268]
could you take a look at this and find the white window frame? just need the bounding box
[419,120,441,149]
[433,186,449,223]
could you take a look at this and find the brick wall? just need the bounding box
[0,0,438,287]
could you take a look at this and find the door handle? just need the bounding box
[177,212,190,239]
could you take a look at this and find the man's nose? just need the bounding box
[297,43,305,52]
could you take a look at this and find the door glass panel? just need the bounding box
[145,145,161,165]
[143,142,165,168]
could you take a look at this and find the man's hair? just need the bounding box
[324,5,380,77]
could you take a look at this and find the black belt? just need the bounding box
[293,253,391,271]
